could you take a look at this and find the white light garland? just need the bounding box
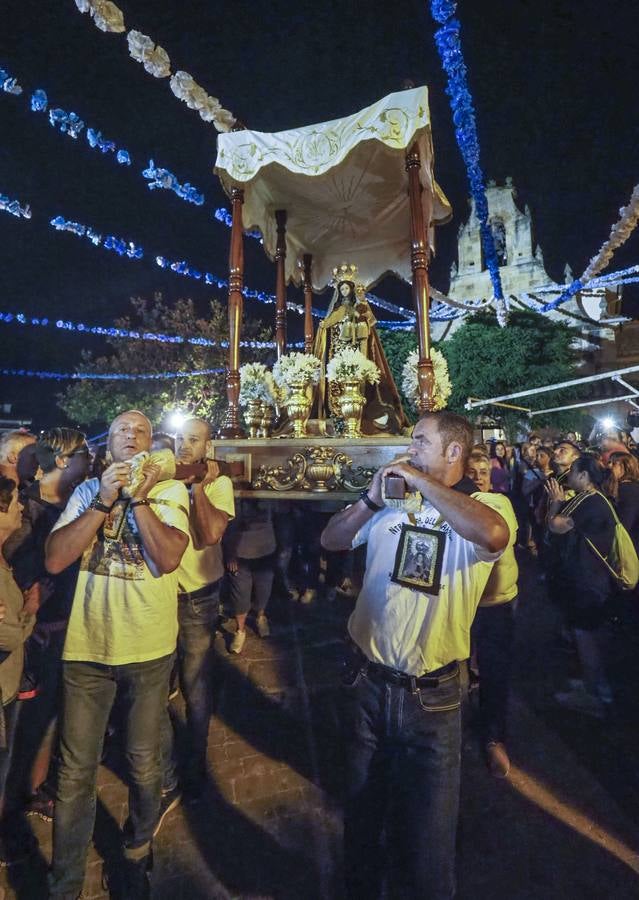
[74,2,236,132]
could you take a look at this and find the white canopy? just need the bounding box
[214,87,451,291]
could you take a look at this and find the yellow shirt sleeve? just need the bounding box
[204,475,235,520]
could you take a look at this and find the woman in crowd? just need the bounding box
[466,452,519,777]
[607,451,639,551]
[489,440,510,494]
[224,499,276,653]
[0,476,36,866]
[2,428,89,821]
[546,456,616,717]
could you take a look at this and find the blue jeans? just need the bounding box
[48,654,173,898]
[162,582,220,790]
[341,660,462,900]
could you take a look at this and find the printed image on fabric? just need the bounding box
[81,502,146,581]
[392,524,445,595]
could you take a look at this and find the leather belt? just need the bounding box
[178,579,220,602]
[360,655,458,690]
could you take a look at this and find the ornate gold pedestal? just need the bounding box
[209,436,409,501]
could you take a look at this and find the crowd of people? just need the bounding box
[0,410,637,898]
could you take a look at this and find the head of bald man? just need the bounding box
[175,418,212,464]
[107,410,153,462]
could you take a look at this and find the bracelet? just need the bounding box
[89,494,114,514]
[359,490,383,512]
[130,498,151,509]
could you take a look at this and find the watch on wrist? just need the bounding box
[359,490,383,512]
[89,494,114,514]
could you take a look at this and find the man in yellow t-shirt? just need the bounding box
[45,410,189,899]
[159,417,234,809]
[466,451,519,779]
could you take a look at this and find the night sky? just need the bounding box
[1,0,638,426]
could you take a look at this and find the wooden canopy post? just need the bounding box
[219,186,246,438]
[405,142,434,412]
[302,253,314,353]
[275,209,288,358]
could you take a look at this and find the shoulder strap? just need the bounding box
[147,497,190,518]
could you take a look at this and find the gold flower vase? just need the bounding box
[244,398,265,439]
[337,379,366,438]
[258,404,274,439]
[286,380,313,438]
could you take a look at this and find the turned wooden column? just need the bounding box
[275,209,288,358]
[406,142,434,412]
[219,186,246,438]
[302,253,314,353]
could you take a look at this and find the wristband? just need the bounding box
[359,490,383,512]
[89,494,114,514]
[130,498,151,509]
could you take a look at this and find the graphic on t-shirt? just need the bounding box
[81,502,145,580]
[391,523,446,595]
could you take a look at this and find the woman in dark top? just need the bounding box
[546,456,616,718]
[607,451,639,552]
[489,441,510,494]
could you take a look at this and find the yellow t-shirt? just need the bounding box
[177,476,235,593]
[472,492,519,606]
[52,478,190,665]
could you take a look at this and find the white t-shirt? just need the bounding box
[349,494,503,675]
[177,476,235,593]
[52,478,190,665]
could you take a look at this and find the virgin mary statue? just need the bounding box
[312,263,408,435]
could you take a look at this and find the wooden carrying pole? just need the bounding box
[275,210,288,357]
[302,254,314,353]
[405,143,434,412]
[219,186,245,438]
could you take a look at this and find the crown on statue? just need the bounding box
[331,262,359,285]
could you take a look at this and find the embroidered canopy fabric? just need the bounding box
[214,87,452,290]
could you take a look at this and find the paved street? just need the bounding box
[2,553,639,899]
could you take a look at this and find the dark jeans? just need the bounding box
[472,601,516,745]
[48,654,173,898]
[341,661,462,900]
[0,700,20,809]
[162,582,220,790]
[228,555,274,616]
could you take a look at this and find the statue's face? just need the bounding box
[339,282,352,299]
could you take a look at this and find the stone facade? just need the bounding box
[432,178,623,361]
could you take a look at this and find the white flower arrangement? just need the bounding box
[272,352,321,392]
[169,71,236,132]
[239,363,272,406]
[127,31,171,78]
[401,348,452,411]
[76,0,125,33]
[326,347,380,385]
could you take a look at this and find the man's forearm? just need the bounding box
[321,499,375,551]
[418,477,508,552]
[132,505,188,573]
[191,483,229,546]
[45,510,107,574]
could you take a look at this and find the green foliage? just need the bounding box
[438,309,590,439]
[377,328,418,422]
[58,294,272,430]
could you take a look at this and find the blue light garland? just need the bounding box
[0,67,22,95]
[428,1,506,323]
[50,216,143,258]
[143,160,204,205]
[1,193,31,219]
[0,308,302,349]
[0,367,225,382]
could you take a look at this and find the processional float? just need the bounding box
[211,86,451,500]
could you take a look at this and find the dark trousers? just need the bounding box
[342,664,462,899]
[472,601,515,744]
[48,654,172,898]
